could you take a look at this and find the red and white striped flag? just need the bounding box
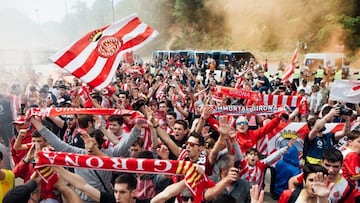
[49,14,158,90]
[261,94,303,107]
[282,46,299,82]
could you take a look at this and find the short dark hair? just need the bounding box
[188,131,204,146]
[136,150,154,159]
[132,137,144,148]
[109,115,124,126]
[175,119,188,130]
[347,130,360,141]
[118,90,129,99]
[89,129,104,149]
[0,151,3,160]
[303,164,328,181]
[322,148,343,165]
[166,111,177,119]
[307,117,318,130]
[114,173,137,191]
[31,131,42,138]
[78,115,94,128]
[245,148,259,156]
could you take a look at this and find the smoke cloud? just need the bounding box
[207,0,353,53]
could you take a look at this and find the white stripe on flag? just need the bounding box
[122,23,148,42]
[80,57,108,82]
[64,43,98,73]
[102,14,138,36]
[96,53,124,90]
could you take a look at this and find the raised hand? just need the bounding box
[311,173,335,198]
[134,118,150,128]
[156,145,169,160]
[250,185,264,203]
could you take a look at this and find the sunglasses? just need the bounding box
[236,121,248,126]
[181,196,194,202]
[185,141,199,147]
[67,117,75,121]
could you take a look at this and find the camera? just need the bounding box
[338,105,353,116]
[132,99,146,111]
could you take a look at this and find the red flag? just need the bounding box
[49,14,158,90]
[282,47,299,82]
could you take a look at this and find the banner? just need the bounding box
[210,105,283,115]
[36,151,208,201]
[49,14,158,90]
[213,86,303,107]
[27,107,141,118]
[213,86,261,101]
[329,80,360,104]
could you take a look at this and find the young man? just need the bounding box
[237,139,295,187]
[54,166,138,203]
[289,148,356,202]
[279,164,334,203]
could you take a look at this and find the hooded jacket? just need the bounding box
[274,146,301,197]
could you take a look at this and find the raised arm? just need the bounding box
[204,167,238,201]
[54,177,83,203]
[334,115,351,140]
[150,179,186,203]
[53,166,101,202]
[172,100,189,118]
[48,116,65,129]
[111,119,143,157]
[13,129,29,150]
[151,118,181,157]
[263,138,295,165]
[308,107,339,141]
[30,117,85,154]
[99,126,119,145]
[195,106,213,134]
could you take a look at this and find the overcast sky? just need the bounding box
[0,0,96,23]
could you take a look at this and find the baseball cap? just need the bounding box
[12,115,26,125]
[3,179,38,203]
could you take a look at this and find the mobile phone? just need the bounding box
[234,161,240,169]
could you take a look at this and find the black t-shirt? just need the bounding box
[100,191,116,203]
[100,192,141,203]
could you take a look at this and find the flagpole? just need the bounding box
[111,0,115,21]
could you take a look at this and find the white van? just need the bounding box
[304,52,345,67]
[303,52,348,79]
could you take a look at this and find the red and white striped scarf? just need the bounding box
[36,151,210,203]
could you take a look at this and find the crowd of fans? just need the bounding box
[0,52,359,203]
